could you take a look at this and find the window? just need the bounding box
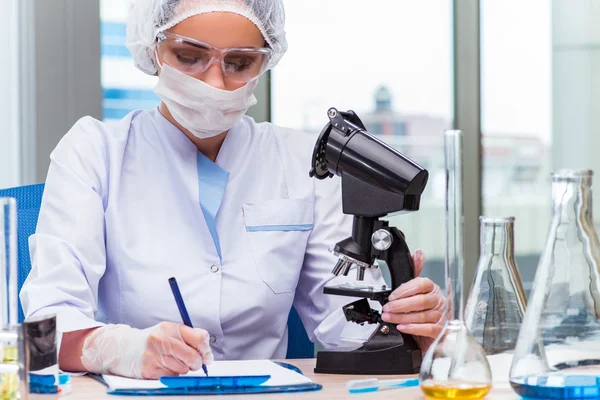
[101,0,159,121]
[481,0,600,292]
[0,0,20,188]
[272,0,454,288]
[481,0,549,293]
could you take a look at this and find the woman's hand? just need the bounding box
[80,322,214,379]
[381,250,446,352]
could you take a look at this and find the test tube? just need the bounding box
[445,130,463,322]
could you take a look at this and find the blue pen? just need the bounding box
[168,277,209,377]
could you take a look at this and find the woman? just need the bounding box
[20,0,445,379]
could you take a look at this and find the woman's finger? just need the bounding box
[141,355,188,379]
[388,278,436,301]
[157,355,191,376]
[167,337,203,370]
[179,325,210,350]
[383,292,441,314]
[381,309,444,325]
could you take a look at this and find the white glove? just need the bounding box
[81,322,214,379]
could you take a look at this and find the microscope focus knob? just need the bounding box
[371,229,393,251]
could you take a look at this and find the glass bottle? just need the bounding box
[419,131,492,400]
[510,170,600,399]
[465,217,527,355]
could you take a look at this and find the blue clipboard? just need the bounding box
[91,362,322,396]
[159,375,271,389]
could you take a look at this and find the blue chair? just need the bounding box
[286,307,313,359]
[0,183,314,358]
[0,183,45,323]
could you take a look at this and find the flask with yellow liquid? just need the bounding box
[0,331,19,400]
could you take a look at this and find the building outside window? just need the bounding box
[101,0,159,122]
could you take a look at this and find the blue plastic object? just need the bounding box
[511,375,600,399]
[29,374,56,386]
[346,378,420,394]
[0,183,314,358]
[106,382,322,396]
[59,374,71,386]
[98,362,321,396]
[29,373,58,394]
[29,384,59,395]
[160,375,271,389]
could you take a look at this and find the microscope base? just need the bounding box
[314,323,422,375]
[314,345,422,375]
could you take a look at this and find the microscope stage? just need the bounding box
[324,283,392,301]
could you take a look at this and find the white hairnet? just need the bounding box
[126,0,288,76]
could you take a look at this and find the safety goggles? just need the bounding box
[155,31,273,83]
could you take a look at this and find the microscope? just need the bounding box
[309,108,429,375]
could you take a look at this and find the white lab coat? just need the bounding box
[20,108,382,360]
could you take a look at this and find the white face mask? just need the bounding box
[154,64,258,139]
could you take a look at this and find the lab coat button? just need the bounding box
[209,335,217,344]
[210,265,220,273]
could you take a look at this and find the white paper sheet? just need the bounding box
[102,360,313,390]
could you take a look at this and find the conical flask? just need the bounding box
[510,170,600,399]
[465,217,527,355]
[420,131,492,400]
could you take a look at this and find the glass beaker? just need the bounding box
[420,131,492,399]
[465,217,527,355]
[510,170,600,399]
[0,198,20,399]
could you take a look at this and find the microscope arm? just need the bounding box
[329,224,417,326]
[377,226,415,290]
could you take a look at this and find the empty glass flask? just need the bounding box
[465,217,527,355]
[510,170,600,399]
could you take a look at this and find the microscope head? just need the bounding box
[310,108,428,218]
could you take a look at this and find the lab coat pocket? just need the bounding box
[243,198,314,294]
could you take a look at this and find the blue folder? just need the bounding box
[90,362,322,396]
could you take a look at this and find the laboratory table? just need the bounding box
[63,359,518,399]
